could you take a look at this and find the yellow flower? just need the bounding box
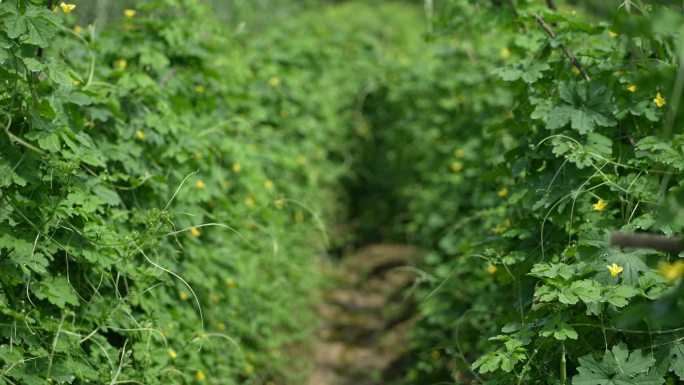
[592,199,608,212]
[627,84,637,93]
[195,180,206,189]
[654,92,666,108]
[115,59,127,70]
[210,293,220,303]
[245,197,255,207]
[245,364,255,374]
[487,264,497,275]
[193,151,203,160]
[135,130,145,140]
[225,278,237,288]
[269,77,280,87]
[294,211,304,223]
[659,260,684,282]
[606,263,624,277]
[123,9,136,18]
[195,370,206,381]
[189,227,200,237]
[608,30,618,38]
[195,85,205,93]
[451,161,463,172]
[499,47,511,59]
[217,322,226,330]
[232,162,242,173]
[72,79,81,86]
[167,348,177,360]
[453,149,465,159]
[498,187,509,198]
[264,180,274,190]
[492,219,511,234]
[297,155,307,165]
[73,25,83,34]
[179,291,189,301]
[60,2,76,13]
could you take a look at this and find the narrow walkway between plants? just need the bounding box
[308,245,420,385]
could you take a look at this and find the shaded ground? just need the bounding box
[308,244,420,385]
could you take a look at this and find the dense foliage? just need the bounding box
[351,1,684,384]
[0,0,421,383]
[2,0,684,384]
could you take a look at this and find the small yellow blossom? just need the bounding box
[179,291,189,301]
[608,30,618,38]
[195,85,205,93]
[297,155,307,165]
[492,219,511,234]
[571,66,580,75]
[269,77,280,87]
[245,197,255,207]
[73,25,83,34]
[451,161,463,172]
[195,180,206,189]
[189,227,200,237]
[72,79,80,86]
[294,211,304,223]
[498,187,509,198]
[264,180,274,190]
[499,48,511,59]
[217,322,226,330]
[592,199,608,212]
[627,84,637,93]
[135,130,145,141]
[225,278,237,288]
[115,59,127,70]
[659,260,684,282]
[654,92,666,108]
[60,2,76,13]
[453,149,465,159]
[606,263,623,277]
[193,151,203,160]
[123,9,136,18]
[195,370,206,381]
[245,364,255,374]
[232,162,242,173]
[210,293,220,303]
[487,264,498,275]
[167,348,177,360]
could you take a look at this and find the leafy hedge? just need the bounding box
[0,1,423,384]
[352,1,684,384]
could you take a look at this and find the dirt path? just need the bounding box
[307,244,420,385]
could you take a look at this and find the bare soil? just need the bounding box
[307,244,420,385]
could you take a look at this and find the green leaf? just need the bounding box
[2,5,60,48]
[541,317,578,340]
[573,343,663,385]
[32,276,79,308]
[529,262,576,280]
[603,285,639,307]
